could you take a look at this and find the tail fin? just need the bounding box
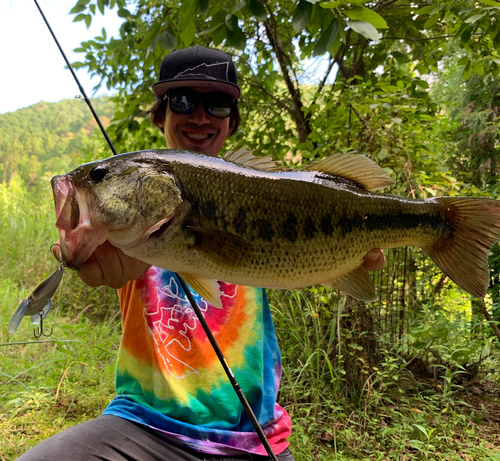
[425,197,500,298]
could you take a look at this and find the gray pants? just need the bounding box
[16,415,295,461]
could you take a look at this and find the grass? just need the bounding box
[1,185,500,460]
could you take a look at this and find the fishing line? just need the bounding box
[33,0,117,156]
[33,1,278,458]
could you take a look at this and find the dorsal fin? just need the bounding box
[222,147,285,171]
[302,153,394,191]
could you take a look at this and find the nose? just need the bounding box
[187,102,210,125]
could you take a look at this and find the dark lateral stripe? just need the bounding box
[333,210,445,236]
[200,200,218,220]
[320,215,334,236]
[303,216,317,239]
[282,213,299,242]
[255,218,275,241]
[299,210,446,240]
[233,207,247,235]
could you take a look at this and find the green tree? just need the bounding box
[69,0,500,164]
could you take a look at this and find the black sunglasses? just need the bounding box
[166,88,235,119]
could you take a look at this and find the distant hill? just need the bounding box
[0,97,114,187]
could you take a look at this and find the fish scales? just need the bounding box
[51,149,500,306]
[172,164,447,286]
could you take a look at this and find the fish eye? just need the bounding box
[89,165,107,182]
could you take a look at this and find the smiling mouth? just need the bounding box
[184,132,213,141]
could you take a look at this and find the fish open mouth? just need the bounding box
[51,176,106,269]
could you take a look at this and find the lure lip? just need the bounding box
[8,264,64,334]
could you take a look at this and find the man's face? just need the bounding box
[161,86,232,158]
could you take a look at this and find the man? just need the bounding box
[19,46,384,461]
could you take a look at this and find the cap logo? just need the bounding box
[174,61,230,82]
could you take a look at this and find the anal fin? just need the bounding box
[177,272,223,309]
[330,265,377,302]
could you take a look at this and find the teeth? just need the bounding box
[186,132,210,140]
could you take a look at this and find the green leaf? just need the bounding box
[198,0,210,15]
[344,6,388,29]
[89,4,96,14]
[249,0,267,19]
[461,26,472,44]
[347,20,379,41]
[138,22,161,49]
[378,147,388,159]
[424,13,440,29]
[464,13,487,24]
[313,18,340,56]
[320,1,342,8]
[73,13,87,23]
[457,56,470,66]
[117,8,131,18]
[84,14,92,28]
[231,0,247,14]
[159,29,177,51]
[226,23,246,49]
[415,5,437,15]
[416,4,444,15]
[70,4,87,14]
[181,21,196,47]
[416,79,429,89]
[199,22,225,36]
[213,22,226,46]
[462,60,473,80]
[97,0,105,15]
[226,14,238,32]
[478,0,500,6]
[472,60,484,75]
[292,0,313,33]
[180,0,198,27]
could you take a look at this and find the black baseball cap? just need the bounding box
[152,46,240,99]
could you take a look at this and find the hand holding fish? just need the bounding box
[364,248,385,271]
[52,239,150,289]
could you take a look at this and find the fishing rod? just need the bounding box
[33,0,117,156]
[31,1,278,459]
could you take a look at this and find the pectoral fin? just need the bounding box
[188,227,252,268]
[178,272,223,309]
[330,265,377,302]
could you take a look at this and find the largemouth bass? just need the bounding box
[51,148,500,307]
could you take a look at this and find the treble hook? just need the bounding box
[34,309,53,338]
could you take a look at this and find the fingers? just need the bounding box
[364,248,385,271]
[52,240,150,289]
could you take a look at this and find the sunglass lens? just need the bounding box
[167,90,233,118]
[168,89,200,114]
[203,93,233,118]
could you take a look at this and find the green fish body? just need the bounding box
[51,148,500,307]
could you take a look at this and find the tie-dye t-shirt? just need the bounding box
[102,267,291,455]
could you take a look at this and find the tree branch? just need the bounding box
[479,299,500,344]
[263,16,312,144]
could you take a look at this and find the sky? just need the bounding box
[0,0,123,114]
